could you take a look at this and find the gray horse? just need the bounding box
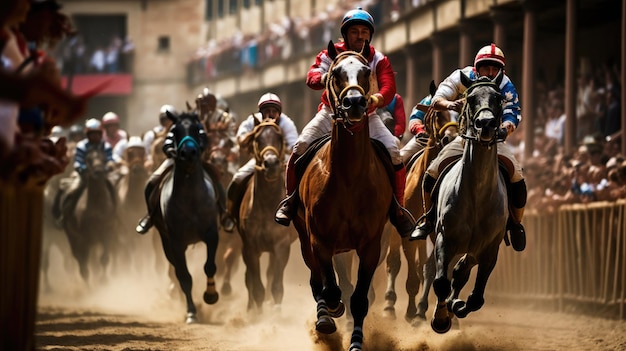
[431,74,509,333]
[150,110,220,324]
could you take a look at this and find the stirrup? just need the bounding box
[409,220,433,241]
[136,215,152,234]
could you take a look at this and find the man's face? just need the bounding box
[345,24,370,52]
[477,64,502,80]
[260,106,280,120]
[87,131,102,144]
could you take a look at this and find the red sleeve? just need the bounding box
[375,55,397,107]
[306,49,329,91]
[393,94,406,137]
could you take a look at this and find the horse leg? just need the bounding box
[349,243,380,351]
[414,243,435,324]
[221,235,242,296]
[268,244,290,309]
[202,227,220,306]
[241,245,264,313]
[314,249,343,334]
[402,238,420,323]
[448,254,477,318]
[383,234,401,320]
[431,232,453,334]
[161,238,197,323]
[452,242,499,319]
[333,252,354,329]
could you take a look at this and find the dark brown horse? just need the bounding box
[384,81,458,324]
[149,110,220,324]
[237,118,296,312]
[60,147,118,283]
[292,41,392,351]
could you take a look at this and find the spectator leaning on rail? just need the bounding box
[274,7,416,238]
[224,92,299,231]
[410,43,528,252]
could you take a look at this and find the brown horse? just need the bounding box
[237,118,297,312]
[384,81,458,324]
[292,41,392,351]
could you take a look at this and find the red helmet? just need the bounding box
[102,112,120,125]
[257,93,281,113]
[474,43,505,69]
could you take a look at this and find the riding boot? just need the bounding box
[507,180,527,252]
[275,153,298,226]
[136,179,158,234]
[389,165,416,238]
[409,173,437,241]
[51,188,64,226]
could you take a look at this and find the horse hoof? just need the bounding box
[348,342,363,351]
[185,312,198,324]
[451,299,469,318]
[203,291,219,305]
[431,317,452,334]
[410,314,428,328]
[220,283,232,296]
[315,315,337,334]
[382,306,396,320]
[327,301,345,318]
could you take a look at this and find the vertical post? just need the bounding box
[622,0,626,156]
[431,33,444,85]
[564,0,578,155]
[458,20,474,67]
[521,0,538,161]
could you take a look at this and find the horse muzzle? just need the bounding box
[475,115,499,142]
[341,95,367,121]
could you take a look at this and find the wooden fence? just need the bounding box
[489,200,626,319]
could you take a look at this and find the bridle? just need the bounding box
[458,80,504,146]
[252,121,285,175]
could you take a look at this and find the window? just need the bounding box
[158,36,170,52]
[229,0,237,14]
[205,0,213,20]
[243,0,250,8]
[218,0,224,17]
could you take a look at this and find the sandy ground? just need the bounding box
[36,229,626,351]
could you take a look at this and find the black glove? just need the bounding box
[496,127,508,141]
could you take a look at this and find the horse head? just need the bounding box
[418,80,458,147]
[83,147,109,179]
[166,110,207,165]
[250,117,285,182]
[459,73,504,144]
[326,40,371,124]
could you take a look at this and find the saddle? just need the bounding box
[294,135,395,186]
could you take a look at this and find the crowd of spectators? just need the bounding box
[187,0,432,85]
[54,33,135,75]
[507,59,624,213]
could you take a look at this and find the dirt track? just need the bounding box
[36,238,626,351]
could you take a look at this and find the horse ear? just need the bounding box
[253,113,261,127]
[327,40,337,60]
[185,101,193,111]
[429,80,437,96]
[166,110,178,123]
[361,40,370,58]
[493,70,504,87]
[460,71,472,88]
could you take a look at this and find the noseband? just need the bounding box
[459,80,503,146]
[252,121,285,172]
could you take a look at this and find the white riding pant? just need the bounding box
[426,136,524,182]
[293,105,402,165]
[399,136,425,165]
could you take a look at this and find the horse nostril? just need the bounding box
[342,96,352,109]
[358,96,366,108]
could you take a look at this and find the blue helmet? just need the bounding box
[340,7,375,39]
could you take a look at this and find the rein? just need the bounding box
[458,80,503,146]
[325,50,370,131]
[252,121,285,172]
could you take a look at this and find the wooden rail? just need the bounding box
[489,200,626,319]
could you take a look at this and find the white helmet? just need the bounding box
[474,43,506,69]
[159,104,177,119]
[257,93,281,113]
[85,118,102,132]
